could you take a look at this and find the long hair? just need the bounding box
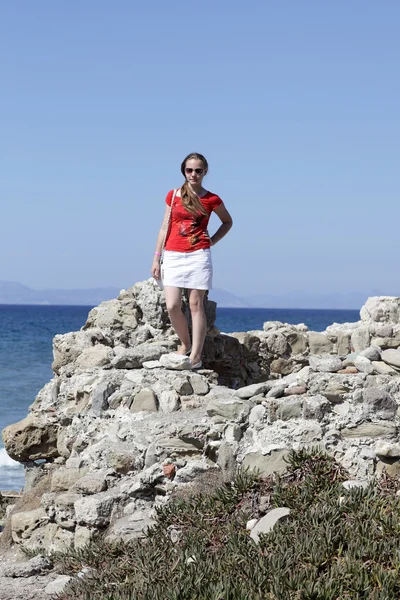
[180,152,209,216]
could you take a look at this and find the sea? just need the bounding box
[0,305,359,491]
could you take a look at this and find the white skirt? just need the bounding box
[162,249,213,290]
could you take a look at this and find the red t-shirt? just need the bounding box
[164,189,222,252]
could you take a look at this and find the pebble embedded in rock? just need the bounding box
[162,463,176,479]
[284,386,306,396]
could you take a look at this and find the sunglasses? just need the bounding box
[185,168,204,175]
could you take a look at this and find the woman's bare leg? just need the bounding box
[164,286,191,353]
[187,289,207,365]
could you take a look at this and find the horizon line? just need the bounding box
[0,303,361,311]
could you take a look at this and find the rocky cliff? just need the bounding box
[3,282,400,559]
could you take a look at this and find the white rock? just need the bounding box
[360,447,376,460]
[45,575,72,595]
[351,326,371,353]
[160,353,192,371]
[105,510,156,543]
[302,395,331,420]
[250,507,291,544]
[375,442,400,458]
[246,518,258,531]
[74,492,117,527]
[249,405,266,425]
[75,346,114,370]
[189,373,210,395]
[142,360,162,369]
[158,390,180,413]
[360,346,381,362]
[224,424,242,442]
[342,480,368,491]
[333,401,350,418]
[352,388,363,403]
[235,382,268,399]
[354,356,374,374]
[0,555,52,577]
[206,396,250,421]
[325,321,361,333]
[266,385,286,399]
[276,372,300,386]
[372,361,397,375]
[290,365,312,385]
[381,349,400,368]
[309,356,343,373]
[360,296,400,324]
[363,387,397,420]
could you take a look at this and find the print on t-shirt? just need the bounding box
[165,190,222,253]
[179,213,207,247]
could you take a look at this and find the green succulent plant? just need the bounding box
[50,450,400,600]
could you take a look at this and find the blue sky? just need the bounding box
[1,1,399,298]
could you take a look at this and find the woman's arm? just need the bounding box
[210,202,233,246]
[151,205,172,279]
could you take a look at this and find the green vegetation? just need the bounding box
[53,450,400,600]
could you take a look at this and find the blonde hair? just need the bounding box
[180,152,208,216]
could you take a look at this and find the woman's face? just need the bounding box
[184,158,207,186]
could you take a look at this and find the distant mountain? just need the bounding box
[208,288,250,308]
[209,288,374,309]
[0,281,40,304]
[0,281,121,306]
[0,281,382,310]
[242,291,371,310]
[210,289,376,309]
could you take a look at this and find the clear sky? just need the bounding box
[1,1,399,298]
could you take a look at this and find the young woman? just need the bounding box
[151,152,233,369]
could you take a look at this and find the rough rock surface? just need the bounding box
[0,548,60,600]
[3,285,400,596]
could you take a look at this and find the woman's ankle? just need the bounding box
[176,343,191,355]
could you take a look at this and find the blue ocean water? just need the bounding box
[216,307,359,335]
[0,304,359,490]
[0,306,92,491]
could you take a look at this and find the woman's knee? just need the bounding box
[189,295,205,314]
[166,301,182,314]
